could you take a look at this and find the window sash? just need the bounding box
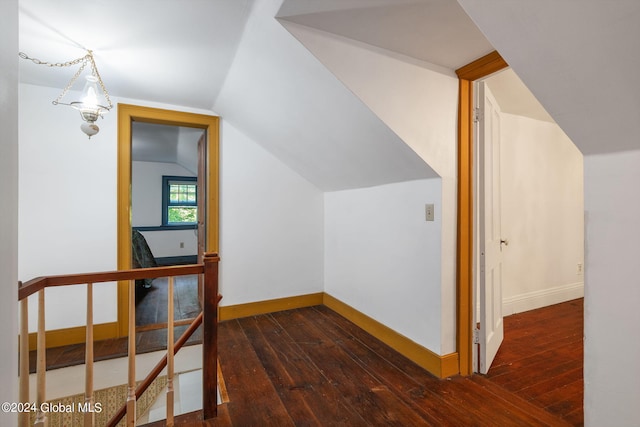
[162,175,197,225]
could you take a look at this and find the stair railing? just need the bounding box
[18,252,220,427]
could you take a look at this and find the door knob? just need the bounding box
[500,239,509,246]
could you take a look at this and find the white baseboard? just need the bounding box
[502,282,584,316]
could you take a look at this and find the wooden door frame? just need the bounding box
[116,104,220,337]
[455,51,508,375]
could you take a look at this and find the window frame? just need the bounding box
[161,175,198,227]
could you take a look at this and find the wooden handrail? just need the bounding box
[18,252,221,425]
[18,263,207,300]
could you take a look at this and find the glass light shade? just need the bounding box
[70,75,109,123]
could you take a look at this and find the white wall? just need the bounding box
[175,127,202,174]
[0,0,19,422]
[325,179,443,353]
[584,150,640,427]
[500,113,584,314]
[219,121,324,306]
[19,83,119,330]
[281,23,460,354]
[19,83,325,330]
[132,160,198,257]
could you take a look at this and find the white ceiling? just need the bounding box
[485,69,554,123]
[18,0,593,190]
[19,0,253,109]
[131,122,203,174]
[458,0,640,155]
[277,0,495,69]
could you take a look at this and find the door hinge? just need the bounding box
[473,328,480,344]
[473,107,483,123]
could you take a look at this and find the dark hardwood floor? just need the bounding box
[486,298,583,425]
[136,274,201,327]
[32,297,583,426]
[205,300,583,427]
[29,324,202,373]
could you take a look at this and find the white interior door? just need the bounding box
[476,81,505,374]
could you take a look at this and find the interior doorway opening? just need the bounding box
[117,104,219,338]
[130,122,205,330]
[456,53,585,376]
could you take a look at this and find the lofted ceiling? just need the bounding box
[18,0,574,190]
[458,0,640,155]
[131,122,203,174]
[277,0,494,69]
[18,0,253,109]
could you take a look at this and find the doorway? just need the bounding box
[117,104,219,337]
[130,122,204,330]
[456,52,584,375]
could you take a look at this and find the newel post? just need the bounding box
[202,252,220,419]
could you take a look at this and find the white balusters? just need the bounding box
[167,276,175,426]
[126,279,136,427]
[19,298,29,427]
[84,282,95,427]
[34,290,46,427]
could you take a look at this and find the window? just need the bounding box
[162,176,197,226]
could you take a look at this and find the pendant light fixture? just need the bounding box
[19,50,113,138]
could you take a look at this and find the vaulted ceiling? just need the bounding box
[19,0,638,190]
[457,0,640,155]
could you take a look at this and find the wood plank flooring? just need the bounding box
[136,274,201,327]
[486,298,583,425]
[33,297,583,426]
[203,300,583,427]
[29,324,202,373]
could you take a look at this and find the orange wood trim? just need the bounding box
[456,51,508,81]
[27,321,119,352]
[455,51,508,376]
[116,104,220,337]
[323,293,458,378]
[218,292,457,378]
[218,293,325,321]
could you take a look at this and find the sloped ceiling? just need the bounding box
[458,0,640,155]
[277,0,494,69]
[18,0,441,191]
[19,0,571,191]
[18,0,253,109]
[485,69,554,123]
[212,0,437,190]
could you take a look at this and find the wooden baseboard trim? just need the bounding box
[27,322,119,351]
[218,292,324,321]
[29,292,459,378]
[323,293,459,378]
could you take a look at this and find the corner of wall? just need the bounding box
[0,0,19,422]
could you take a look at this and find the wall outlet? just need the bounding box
[180,242,185,249]
[577,263,583,274]
[425,204,435,221]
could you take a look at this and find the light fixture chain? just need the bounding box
[53,58,89,106]
[19,50,112,109]
[19,49,113,138]
[87,53,113,109]
[18,51,88,68]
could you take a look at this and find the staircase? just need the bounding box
[18,253,221,427]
